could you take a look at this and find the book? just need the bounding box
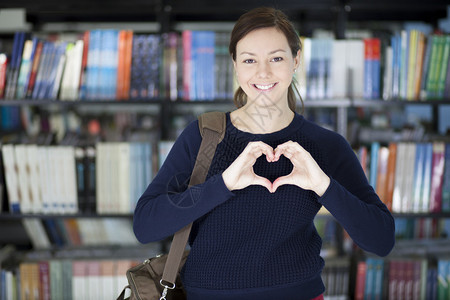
[38,261,51,300]
[1,144,20,213]
[21,218,52,249]
[5,32,27,99]
[0,53,7,98]
[25,40,43,99]
[78,30,90,99]
[15,38,34,99]
[436,35,450,99]
[442,143,450,212]
[182,30,193,100]
[355,261,367,300]
[384,143,397,211]
[14,144,32,213]
[425,35,442,99]
[369,142,380,190]
[375,146,389,204]
[364,38,381,99]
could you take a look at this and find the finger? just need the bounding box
[271,175,292,193]
[248,141,275,162]
[253,175,274,192]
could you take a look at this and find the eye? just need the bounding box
[271,57,283,62]
[243,59,256,64]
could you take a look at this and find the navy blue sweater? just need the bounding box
[133,112,395,299]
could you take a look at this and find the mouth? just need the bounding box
[253,83,277,91]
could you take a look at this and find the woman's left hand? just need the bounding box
[271,141,330,196]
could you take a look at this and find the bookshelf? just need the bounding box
[1,1,450,299]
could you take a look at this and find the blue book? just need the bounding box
[5,32,27,99]
[369,142,380,190]
[86,29,102,99]
[44,41,67,99]
[99,29,119,100]
[373,258,384,300]
[391,34,401,98]
[364,258,376,299]
[32,41,51,99]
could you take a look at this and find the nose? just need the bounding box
[257,61,271,78]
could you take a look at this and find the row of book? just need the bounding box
[354,257,450,300]
[356,142,450,213]
[0,258,137,300]
[21,218,139,249]
[0,29,234,101]
[1,28,449,103]
[321,257,350,299]
[299,31,450,101]
[0,142,154,215]
[395,218,450,240]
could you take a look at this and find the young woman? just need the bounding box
[133,7,395,300]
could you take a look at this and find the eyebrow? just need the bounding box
[239,49,287,56]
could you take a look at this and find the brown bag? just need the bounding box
[117,111,226,300]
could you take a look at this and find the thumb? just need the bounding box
[253,175,274,193]
[271,175,291,193]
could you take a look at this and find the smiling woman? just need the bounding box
[133,6,395,300]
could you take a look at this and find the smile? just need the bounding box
[253,83,277,91]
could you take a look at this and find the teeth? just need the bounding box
[255,83,275,90]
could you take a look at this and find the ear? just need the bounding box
[293,49,301,70]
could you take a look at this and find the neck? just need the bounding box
[231,102,295,134]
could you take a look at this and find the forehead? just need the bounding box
[237,27,290,52]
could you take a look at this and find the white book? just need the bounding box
[382,46,393,100]
[86,261,102,300]
[101,261,116,300]
[392,142,405,213]
[298,37,311,100]
[25,144,43,213]
[53,147,66,214]
[96,143,105,214]
[402,143,417,212]
[72,261,88,300]
[60,40,84,100]
[129,143,140,211]
[117,142,131,213]
[14,144,32,213]
[109,143,119,213]
[21,218,51,249]
[330,40,348,98]
[62,146,78,214]
[1,144,20,213]
[346,40,364,98]
[69,40,84,100]
[37,146,52,213]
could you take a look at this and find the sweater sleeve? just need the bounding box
[133,120,235,244]
[317,133,395,257]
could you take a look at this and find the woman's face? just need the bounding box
[234,27,300,107]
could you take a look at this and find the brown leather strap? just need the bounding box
[161,112,225,286]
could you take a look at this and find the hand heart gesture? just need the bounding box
[222,140,330,196]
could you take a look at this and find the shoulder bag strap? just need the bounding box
[161,111,226,286]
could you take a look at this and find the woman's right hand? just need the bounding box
[222,141,275,192]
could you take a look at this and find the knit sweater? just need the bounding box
[133,112,395,299]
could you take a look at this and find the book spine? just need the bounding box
[436,35,450,99]
[0,54,8,98]
[182,30,192,101]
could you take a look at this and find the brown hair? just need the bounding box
[229,7,303,111]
